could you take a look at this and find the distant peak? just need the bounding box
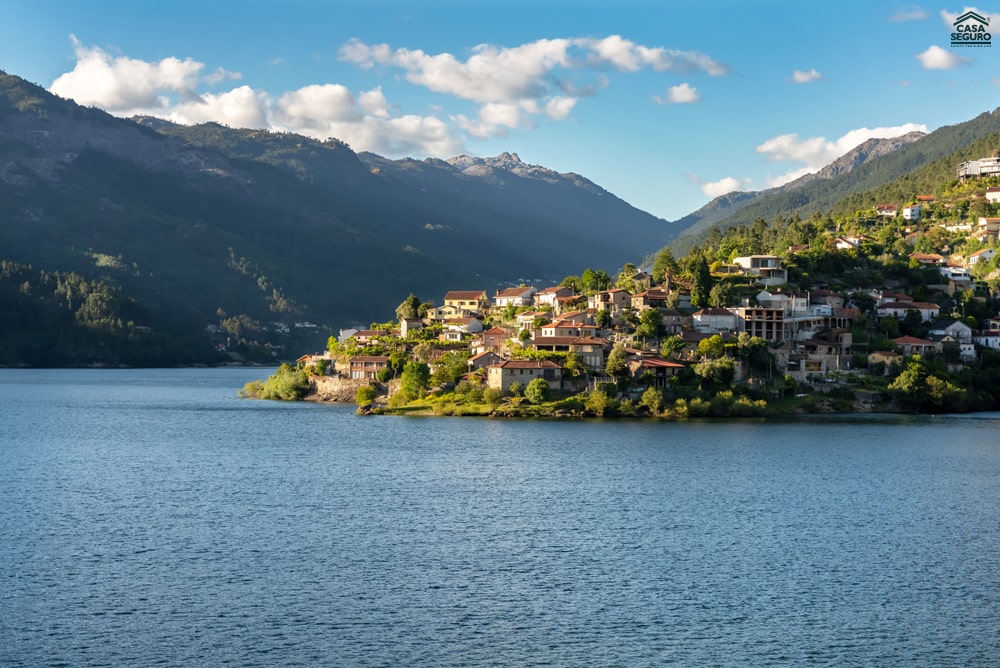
[496,151,521,163]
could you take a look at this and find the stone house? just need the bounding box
[487,359,563,393]
[348,355,390,380]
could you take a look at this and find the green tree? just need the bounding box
[661,334,687,360]
[652,247,680,286]
[616,262,638,291]
[431,350,470,386]
[562,351,587,378]
[696,334,725,359]
[640,386,664,414]
[247,363,310,400]
[355,384,377,406]
[900,309,924,336]
[594,309,613,330]
[709,281,733,308]
[395,293,422,321]
[412,342,434,363]
[604,343,630,381]
[879,316,901,339]
[400,360,431,400]
[560,275,582,292]
[888,355,928,407]
[635,308,664,341]
[584,389,611,416]
[508,381,523,397]
[693,356,735,391]
[524,377,550,404]
[689,252,712,308]
[483,386,504,410]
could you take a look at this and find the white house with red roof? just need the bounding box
[877,301,940,322]
[534,286,575,309]
[494,286,537,309]
[967,248,995,266]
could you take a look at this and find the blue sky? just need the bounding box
[3,1,999,221]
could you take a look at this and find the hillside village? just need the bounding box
[265,158,1000,416]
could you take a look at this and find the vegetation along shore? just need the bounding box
[244,156,1000,418]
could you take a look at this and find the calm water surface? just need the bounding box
[1,368,998,666]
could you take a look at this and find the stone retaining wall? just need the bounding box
[307,376,399,402]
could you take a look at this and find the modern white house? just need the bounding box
[691,307,738,333]
[733,255,787,286]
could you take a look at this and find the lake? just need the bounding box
[2,368,998,666]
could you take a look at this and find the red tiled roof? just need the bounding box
[880,301,939,309]
[495,287,534,298]
[444,290,487,300]
[638,357,685,368]
[892,336,936,345]
[489,360,562,369]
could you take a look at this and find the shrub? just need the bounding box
[524,378,550,404]
[687,397,711,417]
[597,381,618,398]
[483,387,504,410]
[245,364,310,401]
[387,391,410,408]
[584,390,612,416]
[355,384,377,406]
[640,386,664,414]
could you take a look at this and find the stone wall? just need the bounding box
[307,375,398,402]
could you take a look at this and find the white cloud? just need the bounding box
[339,35,727,131]
[756,123,928,187]
[49,34,727,160]
[656,83,700,104]
[358,87,390,118]
[789,68,823,84]
[204,67,242,86]
[577,35,729,76]
[50,36,205,113]
[890,6,928,21]
[273,84,364,127]
[941,6,993,25]
[339,37,572,104]
[50,38,464,158]
[700,176,752,198]
[168,86,269,129]
[270,84,463,155]
[339,36,727,105]
[543,96,578,120]
[915,45,970,69]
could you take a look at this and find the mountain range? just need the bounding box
[2,65,1000,364]
[670,132,928,240]
[0,70,674,338]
